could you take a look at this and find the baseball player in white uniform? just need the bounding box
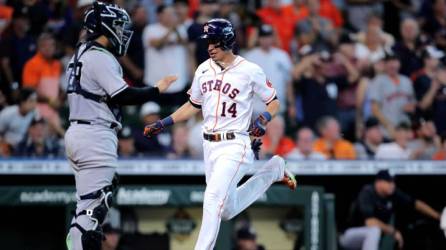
[64,2,175,250]
[144,18,297,250]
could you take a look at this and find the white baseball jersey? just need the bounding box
[66,43,128,128]
[188,56,277,133]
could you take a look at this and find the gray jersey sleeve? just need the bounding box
[89,50,128,98]
[402,76,415,101]
[368,76,383,103]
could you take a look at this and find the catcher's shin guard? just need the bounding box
[67,174,119,250]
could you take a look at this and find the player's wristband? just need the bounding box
[260,111,272,122]
[160,116,174,128]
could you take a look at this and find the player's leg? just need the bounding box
[339,226,381,250]
[194,141,250,250]
[221,155,285,220]
[68,167,117,250]
[65,126,119,250]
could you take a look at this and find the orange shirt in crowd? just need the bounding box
[0,5,12,20]
[313,138,356,159]
[22,52,61,100]
[287,0,344,28]
[188,0,199,18]
[432,151,446,160]
[262,136,296,156]
[0,5,13,34]
[22,52,62,127]
[256,7,298,53]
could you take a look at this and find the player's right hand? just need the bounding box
[156,75,177,93]
[249,113,270,137]
[143,120,164,138]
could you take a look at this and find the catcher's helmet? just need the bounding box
[200,18,235,51]
[83,1,133,57]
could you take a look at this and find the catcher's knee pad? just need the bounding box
[70,179,119,250]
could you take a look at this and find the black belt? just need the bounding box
[203,132,236,142]
[70,119,118,129]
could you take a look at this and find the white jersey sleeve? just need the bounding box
[89,50,128,98]
[187,67,204,107]
[251,66,277,104]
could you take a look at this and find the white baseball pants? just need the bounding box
[194,134,285,250]
[340,226,382,250]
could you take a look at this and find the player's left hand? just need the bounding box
[156,75,178,93]
[249,112,271,137]
[143,120,164,138]
[251,139,262,160]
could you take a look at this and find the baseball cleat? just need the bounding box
[282,166,297,191]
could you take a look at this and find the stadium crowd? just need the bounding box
[0,0,445,160]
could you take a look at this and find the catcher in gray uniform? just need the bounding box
[64,2,176,250]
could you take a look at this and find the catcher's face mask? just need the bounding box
[112,19,134,56]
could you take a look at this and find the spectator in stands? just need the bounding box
[417,61,446,136]
[393,18,424,77]
[331,36,361,140]
[295,0,336,50]
[62,0,94,52]
[292,50,359,129]
[261,115,295,157]
[354,24,387,65]
[346,1,383,32]
[256,0,296,52]
[369,51,415,139]
[118,126,137,158]
[175,0,192,29]
[433,133,446,160]
[280,0,307,29]
[353,14,395,50]
[244,24,294,116]
[45,0,72,40]
[0,88,37,153]
[15,117,60,157]
[120,4,147,86]
[134,101,169,156]
[233,227,265,250]
[0,8,36,102]
[141,0,173,24]
[340,170,441,250]
[22,33,64,136]
[167,123,191,159]
[303,0,344,28]
[375,122,413,160]
[218,0,241,32]
[355,117,383,160]
[187,0,218,66]
[0,1,13,35]
[313,116,356,159]
[355,41,396,136]
[286,127,326,160]
[12,0,49,38]
[143,4,189,107]
[382,0,414,39]
[423,0,446,50]
[409,119,441,160]
[413,46,444,118]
